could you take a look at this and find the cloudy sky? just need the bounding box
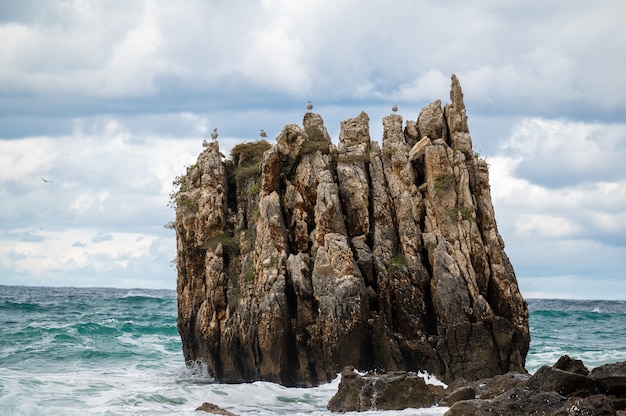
[1,1,625,299]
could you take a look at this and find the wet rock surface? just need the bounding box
[195,402,237,415]
[173,74,529,387]
[443,356,626,416]
[327,367,442,412]
[326,356,626,414]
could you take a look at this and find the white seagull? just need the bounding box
[306,101,313,111]
[392,104,398,113]
[211,128,218,141]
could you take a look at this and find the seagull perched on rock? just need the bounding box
[306,101,313,112]
[202,139,209,147]
[211,128,218,141]
[392,104,398,113]
[259,129,267,138]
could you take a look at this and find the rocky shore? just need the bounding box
[327,355,626,414]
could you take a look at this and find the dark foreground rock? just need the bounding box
[196,401,236,415]
[445,388,566,416]
[326,357,626,414]
[526,364,597,396]
[443,356,626,416]
[327,367,444,412]
[173,74,529,386]
[592,361,626,395]
[454,371,530,401]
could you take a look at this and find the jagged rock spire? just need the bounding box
[173,76,529,387]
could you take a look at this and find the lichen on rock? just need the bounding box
[172,74,530,387]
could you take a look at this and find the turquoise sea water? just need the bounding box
[1,286,625,415]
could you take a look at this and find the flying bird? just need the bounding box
[211,128,218,141]
[41,177,53,183]
[392,104,398,113]
[306,101,313,111]
[259,129,267,138]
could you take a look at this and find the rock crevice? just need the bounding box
[173,75,529,387]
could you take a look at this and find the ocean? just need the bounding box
[1,286,625,415]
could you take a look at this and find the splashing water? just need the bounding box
[1,287,625,415]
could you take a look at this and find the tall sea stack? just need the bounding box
[173,75,530,387]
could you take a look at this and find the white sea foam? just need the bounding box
[119,289,173,299]
[116,333,170,357]
[1,362,449,416]
[176,359,214,383]
[351,369,447,388]
[174,373,448,416]
[417,370,447,388]
[3,288,625,415]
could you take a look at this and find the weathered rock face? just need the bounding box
[325,357,626,413]
[444,356,626,416]
[173,75,530,387]
[327,367,443,412]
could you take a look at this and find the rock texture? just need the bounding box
[326,357,626,413]
[195,402,236,415]
[444,356,626,416]
[173,74,529,387]
[327,367,444,412]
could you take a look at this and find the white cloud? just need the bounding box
[491,128,626,244]
[103,2,162,96]
[70,191,109,216]
[499,118,626,187]
[0,137,60,183]
[0,227,176,288]
[486,155,524,202]
[392,70,450,103]
[239,18,311,95]
[0,0,622,116]
[1,228,155,274]
[487,116,626,298]
[0,1,625,298]
[521,275,626,301]
[180,113,209,135]
[515,214,582,239]
[0,117,205,288]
